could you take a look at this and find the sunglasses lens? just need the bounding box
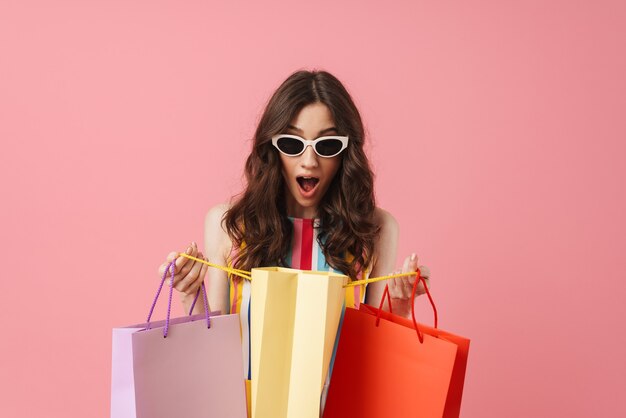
[276,137,304,155]
[315,139,344,156]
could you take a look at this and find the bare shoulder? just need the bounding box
[369,207,399,274]
[204,202,233,260]
[205,202,230,228]
[374,206,399,236]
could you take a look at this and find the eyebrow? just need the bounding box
[287,124,338,135]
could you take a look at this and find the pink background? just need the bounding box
[1,1,625,417]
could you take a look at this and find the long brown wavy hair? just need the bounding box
[223,70,380,279]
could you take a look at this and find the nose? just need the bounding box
[299,144,319,168]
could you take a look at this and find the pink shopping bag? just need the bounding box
[110,261,247,418]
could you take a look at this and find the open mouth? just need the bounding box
[296,176,319,193]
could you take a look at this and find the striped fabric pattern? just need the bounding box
[227,217,369,380]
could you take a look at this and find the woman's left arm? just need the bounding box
[364,208,431,319]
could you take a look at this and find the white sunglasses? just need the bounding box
[271,134,349,158]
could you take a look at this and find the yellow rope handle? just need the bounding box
[344,271,420,288]
[176,253,421,286]
[177,253,251,280]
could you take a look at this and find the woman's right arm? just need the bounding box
[180,203,232,315]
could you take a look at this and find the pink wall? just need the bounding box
[1,1,625,416]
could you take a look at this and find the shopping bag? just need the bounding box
[250,267,348,418]
[358,305,470,418]
[110,262,248,418]
[323,275,470,418]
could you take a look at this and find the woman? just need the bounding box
[158,68,431,391]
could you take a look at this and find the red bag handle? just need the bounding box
[376,283,394,321]
[375,268,438,344]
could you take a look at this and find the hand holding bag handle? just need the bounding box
[375,267,438,343]
[145,259,211,337]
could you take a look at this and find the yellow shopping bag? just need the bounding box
[250,267,348,418]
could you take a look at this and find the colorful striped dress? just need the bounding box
[227,216,369,383]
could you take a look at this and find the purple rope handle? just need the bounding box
[186,266,211,329]
[188,281,211,330]
[146,259,211,338]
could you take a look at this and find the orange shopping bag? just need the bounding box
[323,272,470,418]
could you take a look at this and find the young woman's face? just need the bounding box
[278,102,342,218]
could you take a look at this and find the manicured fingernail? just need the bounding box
[186,246,192,254]
[166,279,171,286]
[192,241,197,247]
[410,253,416,261]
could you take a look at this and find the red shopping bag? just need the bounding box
[323,272,470,418]
[110,261,247,418]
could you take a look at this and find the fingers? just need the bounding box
[158,245,192,277]
[415,265,431,295]
[405,253,419,285]
[386,270,398,298]
[174,242,198,273]
[401,254,411,271]
[158,242,200,289]
[396,275,413,298]
[185,255,209,297]
[187,258,209,297]
[388,254,430,298]
[158,251,178,277]
[395,253,418,296]
[388,269,409,299]
[177,251,206,294]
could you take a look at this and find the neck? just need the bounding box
[285,196,317,219]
